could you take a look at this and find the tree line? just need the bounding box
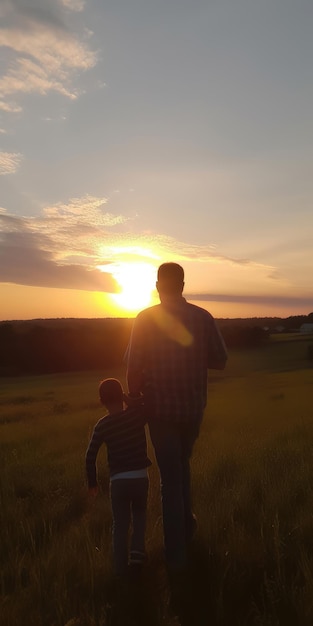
[0,319,133,376]
[0,313,312,376]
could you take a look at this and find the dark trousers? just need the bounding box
[110,477,149,575]
[148,419,200,570]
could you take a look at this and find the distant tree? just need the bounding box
[307,345,313,361]
[221,324,268,349]
[0,323,17,374]
[284,314,308,331]
[0,318,134,376]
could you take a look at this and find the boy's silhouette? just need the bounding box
[86,378,151,577]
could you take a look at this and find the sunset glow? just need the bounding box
[101,262,157,313]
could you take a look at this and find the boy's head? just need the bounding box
[99,378,123,408]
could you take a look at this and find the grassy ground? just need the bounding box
[1,337,313,625]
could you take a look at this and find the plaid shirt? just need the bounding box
[126,297,227,423]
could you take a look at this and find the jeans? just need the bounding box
[148,419,200,570]
[110,477,149,575]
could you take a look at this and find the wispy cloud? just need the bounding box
[0,0,96,112]
[0,197,131,291]
[0,196,280,295]
[0,230,118,292]
[0,101,22,113]
[36,196,129,260]
[186,293,313,309]
[0,151,22,174]
[130,232,268,270]
[61,0,85,11]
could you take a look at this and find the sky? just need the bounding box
[0,0,313,321]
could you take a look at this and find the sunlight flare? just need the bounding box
[100,261,157,313]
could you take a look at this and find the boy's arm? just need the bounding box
[85,424,103,490]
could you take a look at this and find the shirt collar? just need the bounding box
[160,295,186,311]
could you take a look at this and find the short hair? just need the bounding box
[157,263,184,294]
[99,378,123,405]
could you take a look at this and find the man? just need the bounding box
[126,262,227,572]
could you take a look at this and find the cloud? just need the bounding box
[0,230,118,292]
[0,101,22,113]
[0,0,96,111]
[131,232,268,270]
[61,0,85,11]
[0,197,131,292]
[0,195,279,297]
[186,293,313,309]
[42,196,121,224]
[34,196,130,260]
[0,151,22,174]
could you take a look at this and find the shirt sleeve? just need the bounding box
[207,315,228,370]
[85,423,104,488]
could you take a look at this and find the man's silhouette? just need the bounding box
[126,262,227,572]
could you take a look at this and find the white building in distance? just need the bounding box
[300,323,313,334]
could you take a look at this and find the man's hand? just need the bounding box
[123,392,143,407]
[88,486,99,498]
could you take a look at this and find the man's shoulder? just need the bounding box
[185,300,214,321]
[135,304,161,323]
[138,304,161,316]
[134,301,215,327]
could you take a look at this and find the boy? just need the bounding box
[86,378,151,578]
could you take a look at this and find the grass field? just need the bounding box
[1,336,313,625]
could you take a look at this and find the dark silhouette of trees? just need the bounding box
[0,319,133,376]
[221,324,268,349]
[1,313,312,376]
[0,323,17,375]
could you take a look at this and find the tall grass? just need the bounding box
[1,343,313,625]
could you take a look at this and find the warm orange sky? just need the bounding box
[1,260,312,322]
[1,1,312,321]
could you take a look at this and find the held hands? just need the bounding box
[88,485,99,499]
[123,391,143,407]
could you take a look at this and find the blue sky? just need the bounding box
[0,0,312,320]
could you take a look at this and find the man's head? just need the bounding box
[99,378,123,409]
[156,263,184,297]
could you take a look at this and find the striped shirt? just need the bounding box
[85,405,151,488]
[126,297,227,423]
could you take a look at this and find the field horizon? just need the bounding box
[1,311,313,324]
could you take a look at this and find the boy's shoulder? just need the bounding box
[94,410,120,430]
[96,405,140,425]
[94,404,144,429]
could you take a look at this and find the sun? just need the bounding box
[110,262,156,312]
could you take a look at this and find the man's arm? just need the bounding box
[126,314,146,394]
[207,315,228,370]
